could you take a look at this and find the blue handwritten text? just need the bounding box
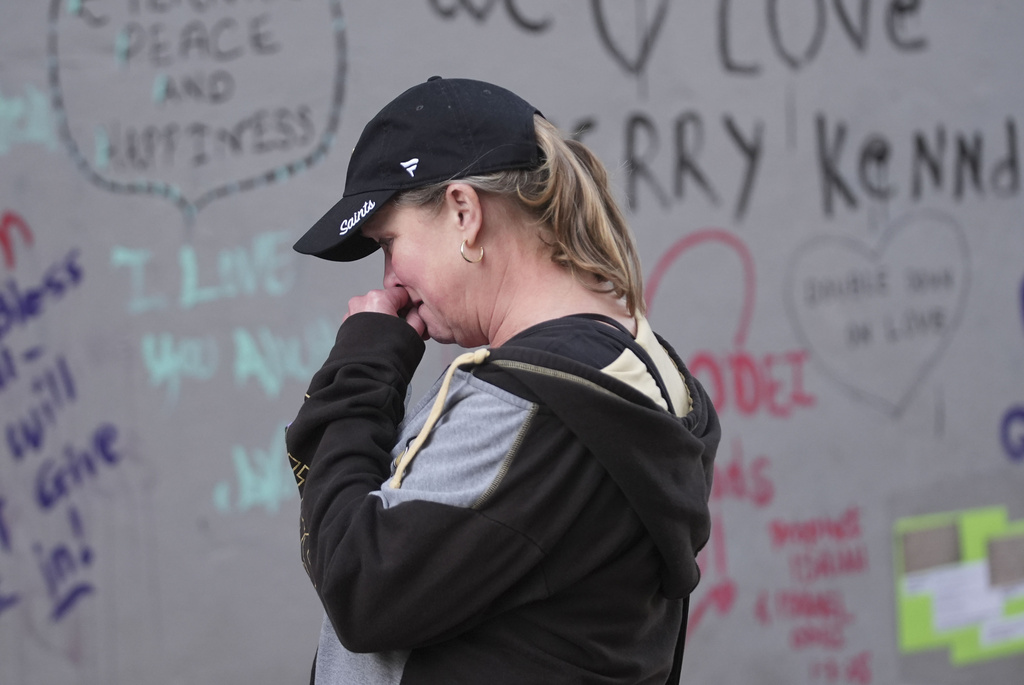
[0,249,84,343]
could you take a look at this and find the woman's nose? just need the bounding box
[382,253,400,289]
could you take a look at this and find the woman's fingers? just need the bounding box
[346,286,410,318]
[346,287,427,339]
[403,305,428,340]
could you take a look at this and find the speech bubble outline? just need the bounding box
[46,0,347,224]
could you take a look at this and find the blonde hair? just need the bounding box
[394,115,646,316]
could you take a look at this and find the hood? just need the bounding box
[485,346,720,599]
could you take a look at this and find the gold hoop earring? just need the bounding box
[460,240,484,264]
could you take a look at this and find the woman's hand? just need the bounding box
[346,286,428,340]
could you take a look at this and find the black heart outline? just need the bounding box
[591,0,671,77]
[46,0,347,225]
[783,209,971,417]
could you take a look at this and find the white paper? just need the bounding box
[903,561,1004,631]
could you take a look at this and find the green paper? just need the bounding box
[893,507,1024,666]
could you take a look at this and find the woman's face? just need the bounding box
[362,202,483,346]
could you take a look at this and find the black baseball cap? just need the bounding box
[294,76,543,261]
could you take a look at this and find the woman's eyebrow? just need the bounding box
[360,222,386,241]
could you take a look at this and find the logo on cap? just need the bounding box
[339,199,375,235]
[400,158,419,177]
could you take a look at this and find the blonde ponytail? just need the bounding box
[395,115,646,316]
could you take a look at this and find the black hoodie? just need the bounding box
[286,312,720,684]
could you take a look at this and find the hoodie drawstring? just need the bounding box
[389,348,491,489]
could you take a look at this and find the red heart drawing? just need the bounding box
[646,228,757,352]
[784,210,970,416]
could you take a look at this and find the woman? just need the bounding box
[287,77,719,684]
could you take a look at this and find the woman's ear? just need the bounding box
[444,183,483,244]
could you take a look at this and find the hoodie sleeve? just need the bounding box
[285,313,549,653]
[285,312,423,598]
[286,312,424,499]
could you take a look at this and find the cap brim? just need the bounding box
[293,188,396,262]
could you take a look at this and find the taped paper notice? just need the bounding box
[893,507,1024,665]
[903,561,1003,632]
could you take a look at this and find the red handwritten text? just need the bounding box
[770,507,868,583]
[690,348,816,417]
[791,622,850,649]
[790,545,869,583]
[764,589,852,621]
[711,437,774,507]
[809,651,873,684]
[0,212,34,270]
[690,440,776,635]
[646,229,816,418]
[770,507,862,549]
[758,588,855,650]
